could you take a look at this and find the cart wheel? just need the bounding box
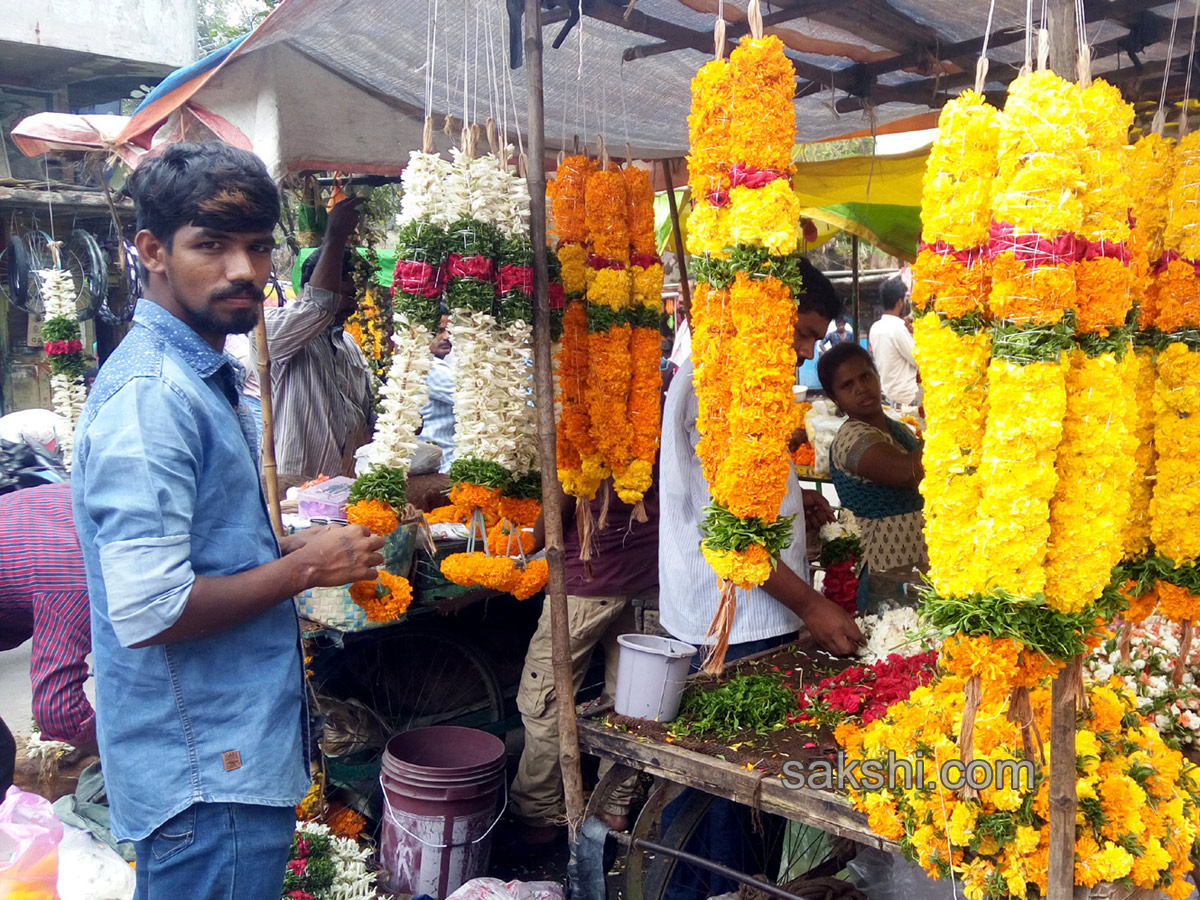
[626,779,846,900]
[313,623,506,737]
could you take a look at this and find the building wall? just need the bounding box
[1,0,197,68]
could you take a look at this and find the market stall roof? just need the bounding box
[70,0,1188,177]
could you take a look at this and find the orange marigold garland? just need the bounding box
[350,570,413,623]
[618,164,663,511]
[686,57,735,256]
[691,282,736,486]
[441,553,548,601]
[345,498,399,536]
[690,33,800,673]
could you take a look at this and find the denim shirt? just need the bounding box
[72,299,309,842]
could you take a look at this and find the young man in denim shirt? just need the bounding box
[72,142,385,899]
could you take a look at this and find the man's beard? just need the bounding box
[196,283,265,334]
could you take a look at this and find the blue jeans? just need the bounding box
[133,803,295,900]
[669,632,797,900]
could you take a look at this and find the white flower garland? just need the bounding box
[398,151,452,226]
[360,315,431,473]
[294,821,376,900]
[451,309,506,466]
[38,268,86,465]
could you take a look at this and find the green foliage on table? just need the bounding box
[348,465,408,509]
[670,674,798,740]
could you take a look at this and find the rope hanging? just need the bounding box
[974,0,998,93]
[1152,0,1182,135]
[1181,0,1200,135]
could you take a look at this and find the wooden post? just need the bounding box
[1046,8,1079,898]
[255,309,285,538]
[661,159,691,312]
[524,0,586,840]
[1047,0,1078,80]
[850,235,861,340]
[1047,656,1080,900]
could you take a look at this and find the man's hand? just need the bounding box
[803,595,864,656]
[292,523,384,587]
[277,524,337,556]
[801,489,835,530]
[324,197,365,246]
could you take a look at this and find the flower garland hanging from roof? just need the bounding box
[37,264,87,465]
[686,30,802,673]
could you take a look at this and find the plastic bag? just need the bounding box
[0,785,64,900]
[445,878,563,900]
[56,825,134,900]
[0,440,68,497]
[846,846,957,900]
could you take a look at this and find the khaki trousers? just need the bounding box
[509,589,653,826]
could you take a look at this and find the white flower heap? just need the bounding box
[37,265,86,464]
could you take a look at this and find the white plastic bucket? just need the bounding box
[614,634,698,722]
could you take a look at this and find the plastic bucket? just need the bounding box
[614,634,698,722]
[378,725,507,897]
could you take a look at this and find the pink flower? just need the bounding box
[287,858,307,876]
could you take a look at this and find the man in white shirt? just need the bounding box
[659,259,863,664]
[868,278,921,407]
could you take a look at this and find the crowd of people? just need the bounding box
[0,140,930,898]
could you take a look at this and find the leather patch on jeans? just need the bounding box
[222,750,242,771]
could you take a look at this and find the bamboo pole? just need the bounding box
[661,159,691,312]
[524,0,586,840]
[255,308,285,539]
[850,235,861,340]
[1046,8,1080,898]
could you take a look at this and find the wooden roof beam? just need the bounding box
[624,5,835,62]
[584,0,851,92]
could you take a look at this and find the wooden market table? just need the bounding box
[575,638,1152,900]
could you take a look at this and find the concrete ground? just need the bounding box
[1,640,34,737]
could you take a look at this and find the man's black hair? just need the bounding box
[879,276,907,312]
[127,142,280,248]
[795,258,841,321]
[817,341,876,398]
[300,245,358,288]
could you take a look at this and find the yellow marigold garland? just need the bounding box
[558,242,588,297]
[1044,349,1135,613]
[1120,347,1157,560]
[969,355,1069,598]
[1129,133,1176,270]
[912,313,990,597]
[921,89,1001,250]
[837,677,1200,900]
[1150,342,1200,569]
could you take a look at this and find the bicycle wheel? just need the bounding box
[627,782,839,900]
[313,622,506,737]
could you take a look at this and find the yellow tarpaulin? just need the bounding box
[656,146,928,262]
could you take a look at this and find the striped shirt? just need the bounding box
[419,353,456,474]
[0,483,94,747]
[658,359,809,646]
[257,285,375,478]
